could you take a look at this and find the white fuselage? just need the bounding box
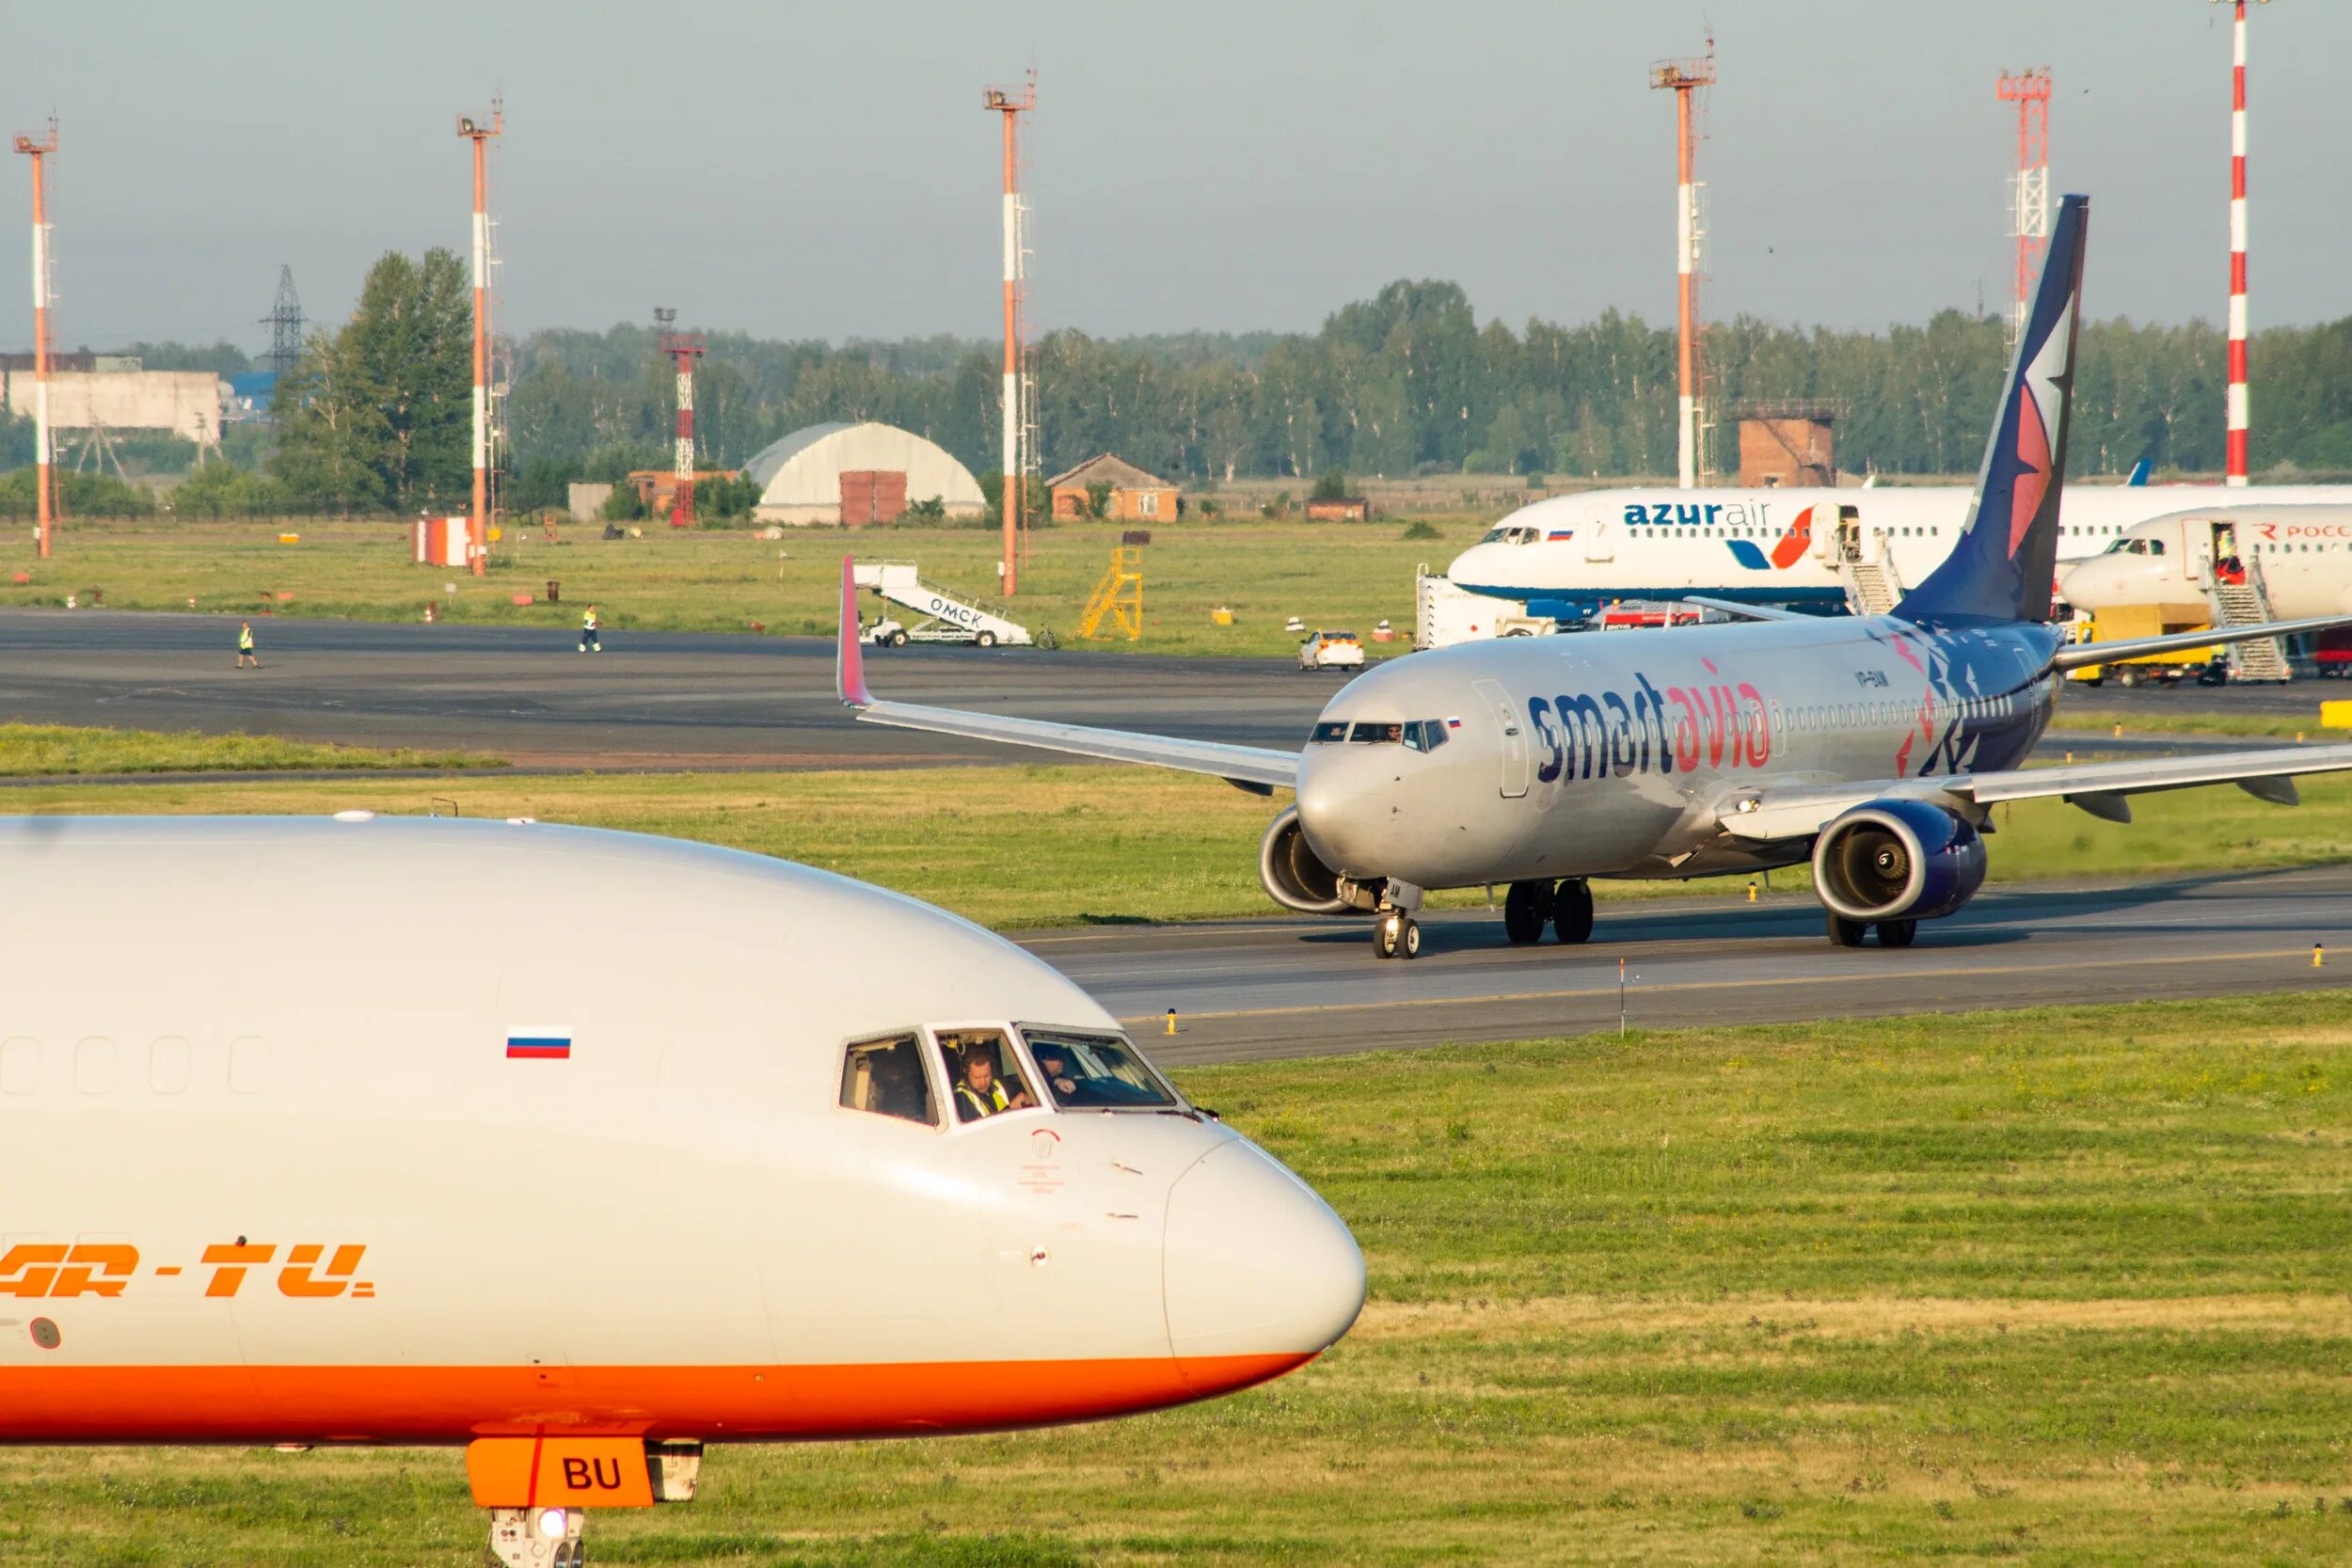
[2060,505,2352,621]
[1295,613,2059,892]
[0,816,1363,1445]
[1444,483,2352,617]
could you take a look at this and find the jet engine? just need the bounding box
[1259,806,1354,914]
[1811,799,1987,923]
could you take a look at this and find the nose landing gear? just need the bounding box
[1371,879,1425,960]
[1373,911,1420,959]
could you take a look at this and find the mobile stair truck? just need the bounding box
[852,561,1033,648]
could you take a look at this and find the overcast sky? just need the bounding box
[5,1,2346,352]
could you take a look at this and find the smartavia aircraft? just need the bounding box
[844,198,2352,960]
[0,816,1363,1563]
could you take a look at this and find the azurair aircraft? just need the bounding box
[843,196,2352,959]
[0,816,1363,1564]
[1443,477,2352,624]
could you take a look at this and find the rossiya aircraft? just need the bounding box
[1442,469,2352,624]
[2063,504,2352,620]
[842,195,2352,960]
[0,816,1363,1564]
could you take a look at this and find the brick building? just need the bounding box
[1046,453,1179,522]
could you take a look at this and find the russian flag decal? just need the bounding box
[505,1027,572,1061]
[1545,529,1575,542]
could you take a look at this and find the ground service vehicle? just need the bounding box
[1298,629,1365,671]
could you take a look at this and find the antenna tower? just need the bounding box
[1996,69,2052,348]
[1650,42,1715,489]
[13,119,56,558]
[456,104,501,576]
[983,71,1036,595]
[260,264,304,424]
[655,307,706,529]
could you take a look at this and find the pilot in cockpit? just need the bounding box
[947,1035,1034,1121]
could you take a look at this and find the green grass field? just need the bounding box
[0,723,500,776]
[0,515,1492,657]
[2,992,2346,1564]
[5,762,2349,930]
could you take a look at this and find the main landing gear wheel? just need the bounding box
[1502,880,1552,944]
[1826,911,1869,948]
[1875,918,1918,948]
[1551,879,1594,944]
[1374,912,1421,960]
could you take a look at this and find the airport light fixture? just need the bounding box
[457,104,502,574]
[2212,0,2273,486]
[983,72,1036,594]
[13,119,56,559]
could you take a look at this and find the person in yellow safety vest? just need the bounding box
[579,604,601,654]
[951,1048,1032,1123]
[236,620,260,670]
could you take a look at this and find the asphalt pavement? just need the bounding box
[1029,864,2352,1064]
[0,608,2328,771]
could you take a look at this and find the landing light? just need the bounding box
[534,1508,568,1539]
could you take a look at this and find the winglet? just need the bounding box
[837,556,873,707]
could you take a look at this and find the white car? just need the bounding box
[1298,629,1365,672]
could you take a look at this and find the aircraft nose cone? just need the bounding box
[2059,557,2129,610]
[1163,1140,1365,1390]
[1295,752,1381,873]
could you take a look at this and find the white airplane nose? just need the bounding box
[1294,753,1380,872]
[1163,1140,1365,1376]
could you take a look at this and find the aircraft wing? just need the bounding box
[2049,611,2352,673]
[1719,743,2352,841]
[834,557,1299,793]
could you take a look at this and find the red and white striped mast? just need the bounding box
[2216,1,2268,487]
[457,105,501,575]
[1651,43,1714,490]
[13,119,56,560]
[983,72,1035,596]
[656,308,705,529]
[1996,69,2052,349]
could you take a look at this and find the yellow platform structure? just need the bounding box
[1077,546,1143,641]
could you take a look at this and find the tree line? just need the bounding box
[10,261,2352,520]
[493,277,2352,501]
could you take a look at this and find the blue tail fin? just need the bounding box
[1894,194,2089,625]
[2126,454,2152,486]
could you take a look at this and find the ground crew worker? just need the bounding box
[236,620,260,670]
[579,604,601,654]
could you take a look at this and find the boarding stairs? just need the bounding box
[2204,556,2290,683]
[1842,556,1902,617]
[852,561,1032,647]
[1077,546,1144,641]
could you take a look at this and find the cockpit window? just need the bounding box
[1403,719,1450,752]
[938,1028,1036,1122]
[1310,720,1350,744]
[839,1032,938,1127]
[1349,721,1406,744]
[1477,525,1540,546]
[1020,1028,1181,1110]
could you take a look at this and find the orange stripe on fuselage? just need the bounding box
[0,1353,1314,1445]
